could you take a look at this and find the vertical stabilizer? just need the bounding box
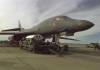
[18,21,23,31]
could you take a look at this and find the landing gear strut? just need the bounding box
[52,34,60,44]
[52,33,68,52]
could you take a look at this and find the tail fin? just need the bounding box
[18,21,23,31]
[1,21,24,32]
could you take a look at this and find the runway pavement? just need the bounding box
[0,43,100,70]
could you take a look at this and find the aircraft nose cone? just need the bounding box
[78,20,94,31]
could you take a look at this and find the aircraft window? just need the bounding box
[62,16,68,18]
[56,17,62,20]
[56,16,69,20]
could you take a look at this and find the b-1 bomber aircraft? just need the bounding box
[0,16,94,43]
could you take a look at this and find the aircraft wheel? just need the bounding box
[57,46,61,51]
[63,45,68,52]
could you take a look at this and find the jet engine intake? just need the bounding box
[60,32,74,36]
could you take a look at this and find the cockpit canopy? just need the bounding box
[56,16,70,20]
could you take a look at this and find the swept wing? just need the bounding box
[0,32,15,35]
[1,28,24,32]
[60,37,79,41]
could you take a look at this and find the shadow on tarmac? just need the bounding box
[0,61,16,66]
[63,47,100,63]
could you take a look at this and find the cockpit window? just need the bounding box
[62,16,68,18]
[56,16,70,20]
[56,16,62,20]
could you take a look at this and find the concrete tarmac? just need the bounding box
[0,43,100,70]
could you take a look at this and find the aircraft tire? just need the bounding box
[57,46,61,51]
[63,45,68,52]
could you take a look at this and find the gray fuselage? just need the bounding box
[15,16,94,37]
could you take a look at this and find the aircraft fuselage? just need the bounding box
[0,16,94,41]
[15,16,94,36]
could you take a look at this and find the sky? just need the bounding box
[0,0,100,44]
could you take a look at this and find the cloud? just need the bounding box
[36,0,82,20]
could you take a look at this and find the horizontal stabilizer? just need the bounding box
[0,32,15,35]
[1,28,24,32]
[60,37,79,41]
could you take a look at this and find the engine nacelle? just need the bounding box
[60,32,74,36]
[8,35,14,41]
